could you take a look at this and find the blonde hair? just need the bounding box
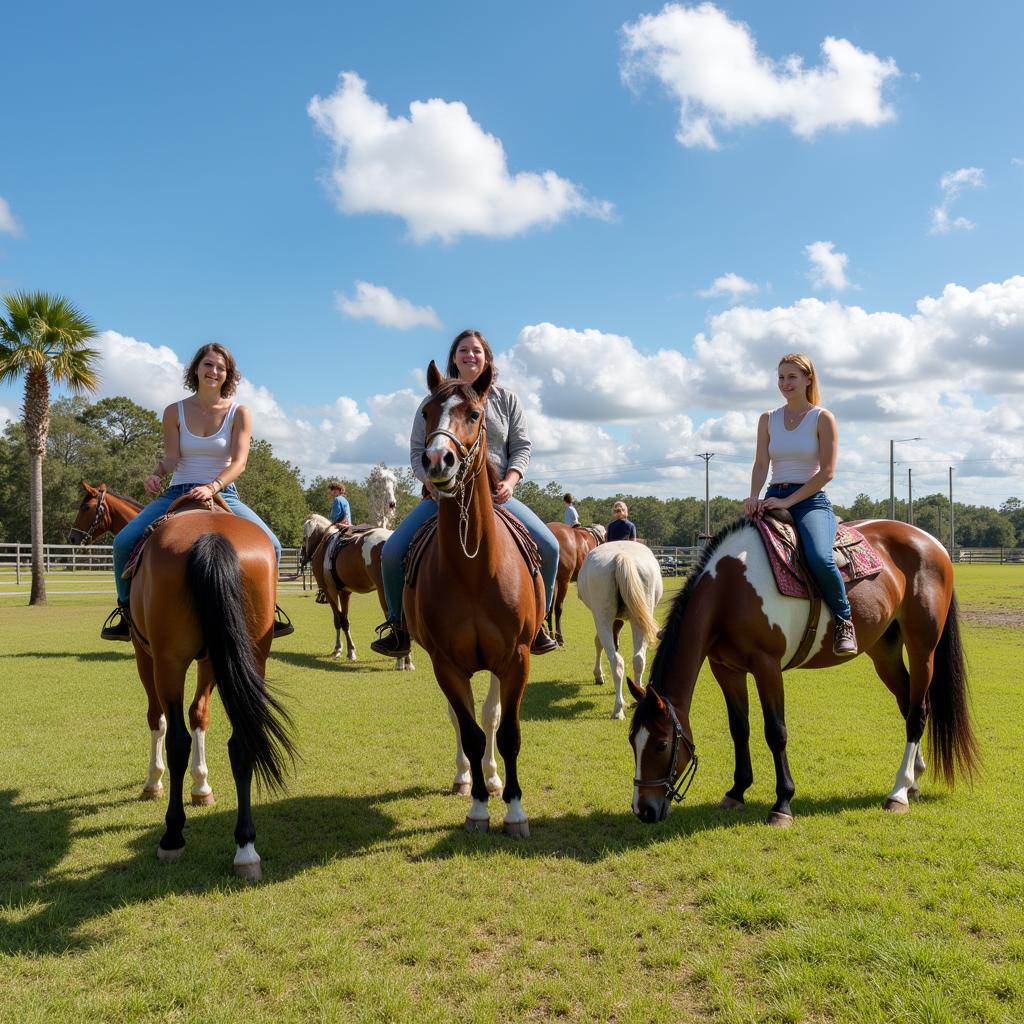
[778,352,821,405]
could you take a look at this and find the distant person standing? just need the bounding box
[606,501,637,542]
[563,493,580,526]
[329,481,351,526]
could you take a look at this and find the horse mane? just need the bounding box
[646,516,752,693]
[90,485,143,511]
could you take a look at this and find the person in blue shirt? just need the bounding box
[606,501,638,542]
[328,481,351,526]
[563,493,580,526]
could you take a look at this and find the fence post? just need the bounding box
[15,542,21,585]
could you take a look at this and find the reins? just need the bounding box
[634,692,700,803]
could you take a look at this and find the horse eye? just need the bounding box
[654,741,670,753]
[469,411,480,422]
[421,409,428,420]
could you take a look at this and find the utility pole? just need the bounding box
[890,437,922,519]
[908,467,913,525]
[695,453,714,539]
[949,467,955,556]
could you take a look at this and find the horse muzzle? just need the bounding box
[634,795,670,824]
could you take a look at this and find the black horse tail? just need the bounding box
[185,532,295,793]
[927,592,980,787]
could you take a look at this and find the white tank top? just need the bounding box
[768,406,821,484]
[170,401,237,486]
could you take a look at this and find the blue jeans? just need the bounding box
[766,483,852,622]
[380,496,559,621]
[112,482,282,603]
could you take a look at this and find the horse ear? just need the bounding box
[82,480,95,494]
[427,361,443,392]
[626,677,646,703]
[473,363,492,397]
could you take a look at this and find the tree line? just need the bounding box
[2,393,1020,551]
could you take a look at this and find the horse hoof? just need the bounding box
[464,816,490,833]
[139,786,163,801]
[719,796,745,810]
[908,787,921,802]
[503,820,531,839]
[157,844,184,862]
[191,792,215,807]
[347,654,358,663]
[486,783,504,798]
[594,678,604,686]
[234,861,262,883]
[611,708,625,721]
[766,811,794,828]
[331,651,342,660]
[451,782,472,796]
[883,797,910,814]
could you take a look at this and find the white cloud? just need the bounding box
[0,197,21,236]
[805,240,851,291]
[0,403,13,427]
[698,272,760,302]
[336,281,442,330]
[308,71,613,243]
[621,3,899,149]
[929,166,984,234]
[93,331,185,410]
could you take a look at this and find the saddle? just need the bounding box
[754,509,883,669]
[319,523,382,597]
[122,494,231,580]
[404,505,543,589]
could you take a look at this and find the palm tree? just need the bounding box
[0,292,99,604]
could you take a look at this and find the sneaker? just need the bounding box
[833,618,858,657]
[530,623,559,655]
[273,604,294,639]
[100,604,132,642]
[370,620,412,657]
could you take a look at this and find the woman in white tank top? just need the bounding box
[743,352,857,657]
[102,343,289,641]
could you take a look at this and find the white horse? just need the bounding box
[366,463,398,528]
[577,541,663,720]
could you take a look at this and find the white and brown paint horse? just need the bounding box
[300,513,413,671]
[629,517,979,827]
[577,540,663,720]
[68,482,223,805]
[545,521,605,645]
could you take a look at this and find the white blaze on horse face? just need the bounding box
[632,726,651,815]
[425,396,464,471]
[704,526,828,668]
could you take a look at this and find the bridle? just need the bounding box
[425,407,487,560]
[69,486,109,545]
[633,691,699,804]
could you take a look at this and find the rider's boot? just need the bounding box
[370,619,412,658]
[833,617,858,657]
[530,622,559,655]
[100,602,133,642]
[273,604,294,639]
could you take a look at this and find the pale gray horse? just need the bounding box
[577,541,663,720]
[366,463,398,528]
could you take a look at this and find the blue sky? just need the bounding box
[2,2,1022,506]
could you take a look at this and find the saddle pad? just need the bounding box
[754,517,883,599]
[404,505,542,589]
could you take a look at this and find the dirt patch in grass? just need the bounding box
[961,608,1024,627]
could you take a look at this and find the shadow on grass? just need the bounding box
[411,790,888,864]
[270,650,401,673]
[0,650,129,662]
[520,678,610,721]
[0,785,429,957]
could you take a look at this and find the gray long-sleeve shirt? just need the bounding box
[410,383,532,485]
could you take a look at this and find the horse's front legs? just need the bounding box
[751,656,795,827]
[333,591,356,661]
[709,660,753,809]
[495,654,530,838]
[188,663,216,806]
[434,660,490,829]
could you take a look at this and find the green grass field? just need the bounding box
[2,567,1022,1023]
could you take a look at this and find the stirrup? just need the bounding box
[531,624,558,655]
[273,604,294,638]
[100,604,132,642]
[370,620,411,658]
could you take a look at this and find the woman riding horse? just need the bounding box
[744,352,856,656]
[370,329,559,658]
[100,342,291,641]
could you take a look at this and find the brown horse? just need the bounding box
[300,514,414,670]
[629,517,979,827]
[544,522,605,645]
[404,361,543,837]
[69,482,224,803]
[126,505,295,877]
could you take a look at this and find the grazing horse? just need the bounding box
[300,513,414,670]
[68,482,225,803]
[404,361,543,837]
[628,518,979,827]
[544,522,605,645]
[577,540,663,720]
[126,505,295,878]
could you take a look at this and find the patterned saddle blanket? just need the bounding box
[404,505,542,589]
[754,511,883,599]
[122,494,232,580]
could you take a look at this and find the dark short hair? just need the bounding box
[328,480,346,494]
[184,343,241,398]
[446,329,498,380]
[563,493,573,503]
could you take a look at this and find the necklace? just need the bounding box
[784,406,812,428]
